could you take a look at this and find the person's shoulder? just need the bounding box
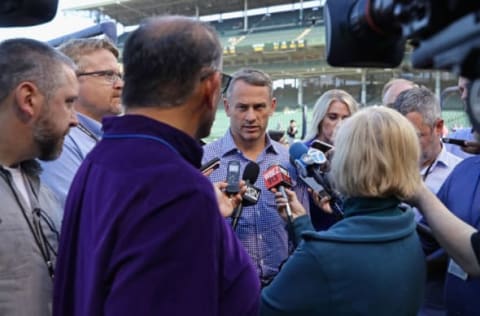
[270,140,289,154]
[202,139,224,163]
[449,127,475,140]
[442,149,463,166]
[203,140,220,151]
[454,155,480,170]
[442,155,480,187]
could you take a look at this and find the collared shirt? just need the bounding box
[39,112,102,209]
[421,144,463,194]
[414,145,462,222]
[203,129,310,279]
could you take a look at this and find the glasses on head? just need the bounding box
[77,70,123,84]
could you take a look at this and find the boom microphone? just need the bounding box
[231,162,260,230]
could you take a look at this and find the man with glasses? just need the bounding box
[0,38,78,316]
[202,68,310,287]
[392,87,462,316]
[39,38,123,208]
[53,16,259,316]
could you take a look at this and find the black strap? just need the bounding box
[77,122,100,142]
[0,168,56,279]
[471,231,480,265]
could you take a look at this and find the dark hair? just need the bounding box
[0,38,76,102]
[122,16,222,108]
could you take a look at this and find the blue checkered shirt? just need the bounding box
[202,130,310,279]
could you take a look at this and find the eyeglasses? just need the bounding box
[77,70,123,84]
[220,73,232,94]
[201,69,232,94]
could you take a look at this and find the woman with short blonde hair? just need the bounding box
[331,106,421,199]
[261,106,425,316]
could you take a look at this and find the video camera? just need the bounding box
[324,0,480,132]
[0,0,58,27]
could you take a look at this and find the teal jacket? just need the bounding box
[261,197,426,316]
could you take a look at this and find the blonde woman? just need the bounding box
[304,89,359,146]
[304,89,359,230]
[262,107,426,316]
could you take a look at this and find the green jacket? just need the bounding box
[261,197,426,316]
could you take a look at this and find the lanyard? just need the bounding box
[77,122,100,142]
[0,167,57,279]
[422,159,436,182]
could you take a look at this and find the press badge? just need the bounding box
[448,259,468,280]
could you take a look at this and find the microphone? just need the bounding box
[289,142,344,218]
[262,164,296,246]
[289,142,329,196]
[231,162,260,230]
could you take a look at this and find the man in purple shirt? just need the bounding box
[53,16,260,316]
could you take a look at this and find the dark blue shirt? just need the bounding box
[53,115,260,316]
[436,156,480,315]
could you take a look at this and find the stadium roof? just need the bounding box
[63,0,313,26]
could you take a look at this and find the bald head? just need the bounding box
[121,16,223,109]
[382,78,417,107]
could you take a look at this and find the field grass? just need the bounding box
[204,109,472,143]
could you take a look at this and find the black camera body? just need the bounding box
[0,0,58,27]
[324,0,480,131]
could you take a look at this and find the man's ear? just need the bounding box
[434,118,445,136]
[223,97,231,116]
[203,71,221,111]
[269,97,277,115]
[14,82,41,120]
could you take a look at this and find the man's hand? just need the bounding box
[309,189,333,214]
[213,181,246,218]
[461,140,480,155]
[272,187,306,221]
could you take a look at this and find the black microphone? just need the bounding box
[289,142,344,218]
[231,161,260,230]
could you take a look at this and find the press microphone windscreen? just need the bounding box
[289,142,309,163]
[243,161,260,184]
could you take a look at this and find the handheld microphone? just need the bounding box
[262,164,297,246]
[289,142,344,217]
[231,162,260,230]
[289,142,328,196]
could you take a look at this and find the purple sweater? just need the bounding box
[53,115,260,316]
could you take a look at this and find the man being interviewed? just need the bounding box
[203,68,310,287]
